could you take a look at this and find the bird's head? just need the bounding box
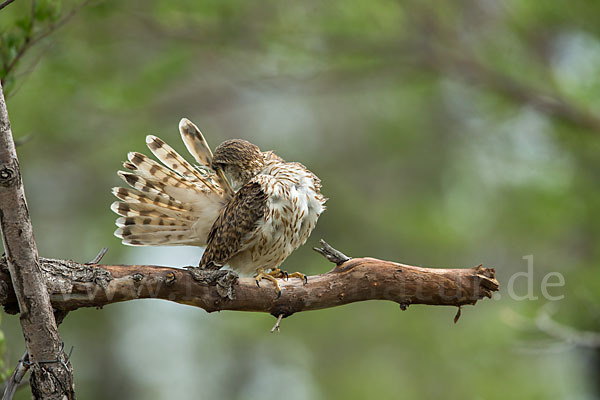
[212,139,265,191]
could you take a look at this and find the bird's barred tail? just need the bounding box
[111,119,231,246]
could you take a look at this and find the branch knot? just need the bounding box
[185,267,238,300]
[0,160,19,187]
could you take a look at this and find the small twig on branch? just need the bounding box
[0,241,499,324]
[271,314,284,333]
[86,247,108,265]
[313,239,350,266]
[2,351,29,400]
[0,0,16,11]
[454,306,462,324]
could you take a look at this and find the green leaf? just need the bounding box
[34,0,62,23]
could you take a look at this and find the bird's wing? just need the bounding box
[200,180,267,269]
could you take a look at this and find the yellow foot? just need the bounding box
[255,268,282,298]
[255,268,309,298]
[287,271,308,285]
[268,268,308,285]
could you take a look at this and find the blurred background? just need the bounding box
[2,0,600,398]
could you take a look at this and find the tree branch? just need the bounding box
[0,82,75,398]
[2,0,92,84]
[536,305,600,348]
[0,0,15,10]
[0,241,498,323]
[0,0,17,11]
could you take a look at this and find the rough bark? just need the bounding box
[0,82,75,399]
[0,242,499,321]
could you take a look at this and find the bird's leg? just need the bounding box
[255,268,282,298]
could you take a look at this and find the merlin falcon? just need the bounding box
[111,118,326,296]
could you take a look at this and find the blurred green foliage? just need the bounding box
[0,0,62,91]
[2,0,600,399]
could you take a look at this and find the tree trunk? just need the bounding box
[0,82,75,399]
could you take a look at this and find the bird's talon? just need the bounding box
[284,271,308,284]
[254,268,281,296]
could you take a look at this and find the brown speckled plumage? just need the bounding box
[111,118,326,277]
[200,181,267,269]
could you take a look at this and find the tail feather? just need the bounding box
[112,119,229,247]
[126,151,202,191]
[116,224,188,235]
[111,201,195,222]
[112,187,192,213]
[116,216,189,229]
[117,171,166,195]
[179,118,214,167]
[116,170,207,206]
[178,118,235,197]
[116,229,202,246]
[146,135,222,194]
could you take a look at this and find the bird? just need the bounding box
[111,118,326,297]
